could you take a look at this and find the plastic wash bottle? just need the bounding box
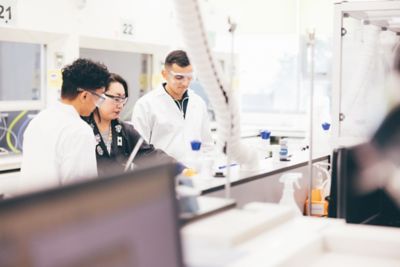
[279,172,303,216]
[185,140,202,176]
[260,130,272,158]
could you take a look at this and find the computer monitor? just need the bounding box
[0,163,183,267]
[328,146,381,223]
[329,145,400,226]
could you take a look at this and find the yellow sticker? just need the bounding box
[47,69,62,89]
[152,73,163,88]
[182,168,197,177]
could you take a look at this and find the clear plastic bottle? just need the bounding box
[320,121,332,154]
[188,140,202,175]
[259,130,272,159]
[318,98,332,155]
[279,138,289,161]
[279,172,302,216]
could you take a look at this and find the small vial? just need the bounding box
[279,139,289,161]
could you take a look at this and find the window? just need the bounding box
[239,34,300,113]
[0,41,43,102]
[237,34,332,135]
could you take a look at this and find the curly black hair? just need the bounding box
[61,58,110,99]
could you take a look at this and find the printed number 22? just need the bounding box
[123,23,133,35]
[0,5,12,21]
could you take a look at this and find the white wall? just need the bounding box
[12,0,179,45]
[0,0,186,106]
[1,0,335,117]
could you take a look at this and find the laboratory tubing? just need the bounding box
[173,0,259,172]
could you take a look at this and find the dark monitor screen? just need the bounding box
[329,146,400,226]
[0,163,183,267]
[329,146,381,223]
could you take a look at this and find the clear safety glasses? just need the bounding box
[105,93,128,105]
[78,88,106,107]
[168,70,194,83]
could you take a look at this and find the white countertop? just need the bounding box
[182,203,400,267]
[0,153,22,172]
[180,196,236,224]
[190,150,330,194]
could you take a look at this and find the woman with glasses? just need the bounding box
[83,73,181,176]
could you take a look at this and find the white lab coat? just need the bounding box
[19,102,98,194]
[131,85,214,164]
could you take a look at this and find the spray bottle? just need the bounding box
[279,173,302,216]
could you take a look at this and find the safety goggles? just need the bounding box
[168,70,194,83]
[77,88,106,107]
[105,93,128,105]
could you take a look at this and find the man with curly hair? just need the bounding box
[19,58,110,194]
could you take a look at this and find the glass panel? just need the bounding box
[340,16,394,140]
[0,41,42,101]
[79,48,152,121]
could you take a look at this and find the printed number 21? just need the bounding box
[0,5,12,21]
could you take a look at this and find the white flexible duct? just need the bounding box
[173,0,258,169]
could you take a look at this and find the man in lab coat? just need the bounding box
[131,50,214,164]
[19,58,110,193]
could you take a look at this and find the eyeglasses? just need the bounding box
[77,88,106,107]
[105,93,128,105]
[168,70,194,83]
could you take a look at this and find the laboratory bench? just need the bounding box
[0,153,22,172]
[0,154,22,197]
[0,150,330,205]
[192,150,330,208]
[181,202,400,267]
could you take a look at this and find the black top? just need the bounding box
[83,114,181,177]
[163,83,189,118]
